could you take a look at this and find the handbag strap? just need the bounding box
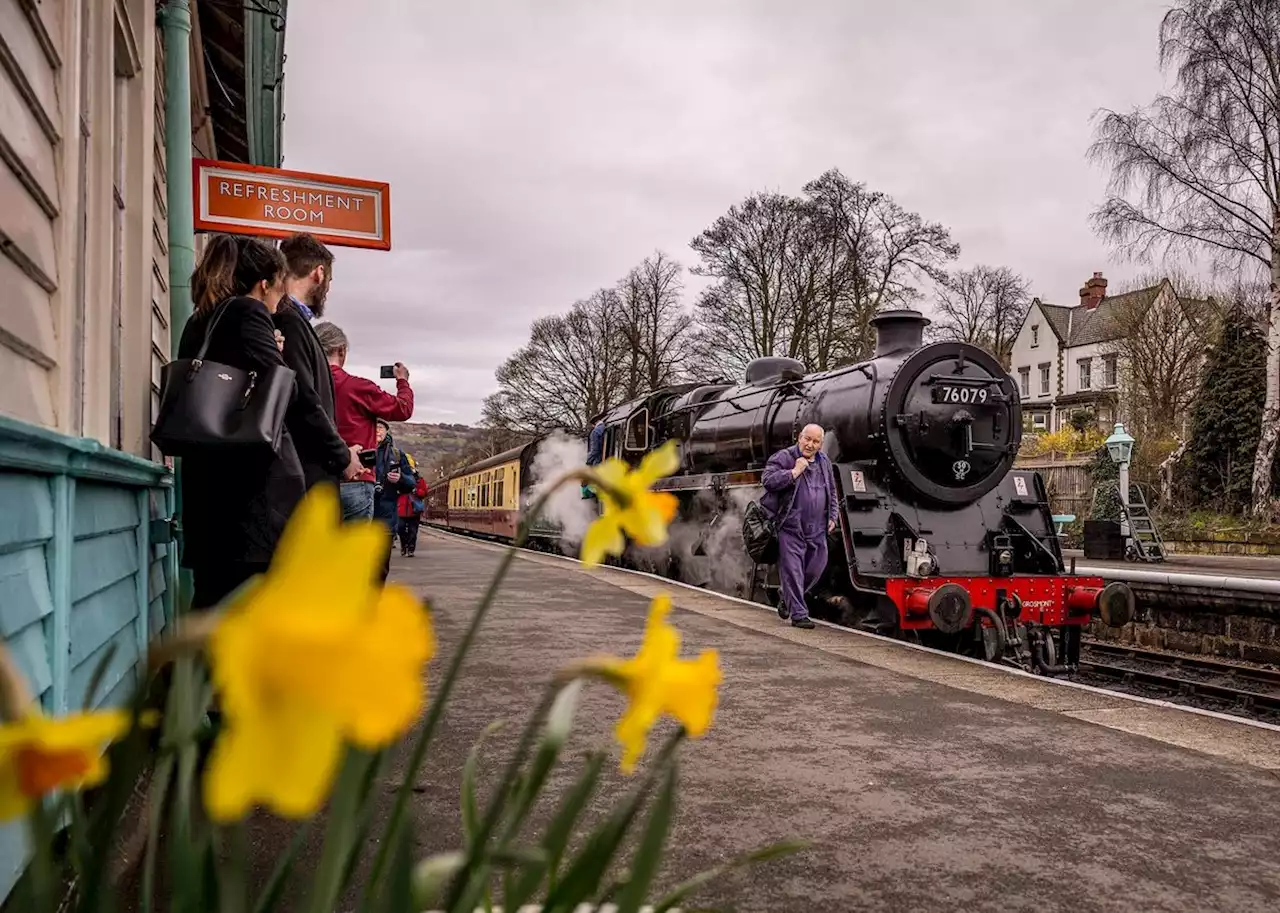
[193,297,238,362]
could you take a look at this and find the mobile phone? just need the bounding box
[380,365,395,378]
[358,449,377,468]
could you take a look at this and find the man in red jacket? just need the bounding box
[313,322,416,522]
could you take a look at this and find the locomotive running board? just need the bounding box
[650,469,764,493]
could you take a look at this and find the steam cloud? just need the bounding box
[527,431,597,555]
[527,431,763,601]
[632,487,760,600]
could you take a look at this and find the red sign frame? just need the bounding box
[192,158,392,251]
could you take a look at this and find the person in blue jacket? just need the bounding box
[373,419,417,581]
[582,419,606,499]
[759,424,839,629]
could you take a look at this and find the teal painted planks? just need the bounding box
[74,484,140,538]
[0,826,29,913]
[0,546,54,636]
[70,529,138,604]
[46,475,72,714]
[69,576,137,668]
[70,623,140,712]
[0,474,52,556]
[6,621,52,702]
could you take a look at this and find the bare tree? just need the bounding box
[617,250,696,397]
[932,265,1031,366]
[481,290,628,435]
[802,169,961,363]
[1105,283,1215,441]
[1087,0,1280,516]
[689,192,804,369]
[689,171,960,375]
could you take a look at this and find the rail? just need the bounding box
[1072,563,1280,596]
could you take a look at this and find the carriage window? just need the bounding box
[495,474,505,507]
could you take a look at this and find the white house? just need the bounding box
[1008,272,1205,434]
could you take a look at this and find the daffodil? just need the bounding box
[580,441,681,567]
[576,595,721,774]
[0,710,131,821]
[203,485,436,822]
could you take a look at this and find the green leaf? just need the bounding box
[501,680,583,845]
[504,752,604,910]
[650,839,813,913]
[140,753,176,913]
[81,641,119,710]
[379,810,416,913]
[72,680,157,913]
[540,731,685,913]
[306,748,376,913]
[250,820,313,913]
[462,720,507,844]
[613,764,677,913]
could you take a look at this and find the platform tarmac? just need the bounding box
[133,531,1280,913]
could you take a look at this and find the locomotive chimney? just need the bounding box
[872,309,931,358]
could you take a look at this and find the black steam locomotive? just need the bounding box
[581,309,1134,674]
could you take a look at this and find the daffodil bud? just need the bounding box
[544,679,583,749]
[410,850,465,908]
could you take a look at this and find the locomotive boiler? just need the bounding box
[587,308,1133,674]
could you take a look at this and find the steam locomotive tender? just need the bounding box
[590,309,1134,674]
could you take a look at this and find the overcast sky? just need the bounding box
[281,0,1172,425]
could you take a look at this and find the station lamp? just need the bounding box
[1104,423,1135,466]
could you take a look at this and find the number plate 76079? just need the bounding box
[933,384,990,405]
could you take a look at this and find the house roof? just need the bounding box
[1033,283,1166,348]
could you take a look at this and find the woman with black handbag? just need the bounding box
[173,235,358,609]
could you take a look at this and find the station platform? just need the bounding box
[1064,547,1280,580]
[341,530,1280,913]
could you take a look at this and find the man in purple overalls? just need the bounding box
[760,424,839,629]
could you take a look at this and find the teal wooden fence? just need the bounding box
[0,416,175,905]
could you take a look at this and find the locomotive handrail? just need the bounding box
[1073,565,1280,595]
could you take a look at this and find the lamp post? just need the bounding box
[1104,422,1136,552]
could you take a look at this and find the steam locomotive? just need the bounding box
[425,309,1134,675]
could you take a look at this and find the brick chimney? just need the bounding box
[1079,271,1107,309]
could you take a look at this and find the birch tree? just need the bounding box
[1087,0,1280,517]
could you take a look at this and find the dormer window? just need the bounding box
[1031,325,1039,347]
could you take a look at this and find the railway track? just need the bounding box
[1078,640,1280,722]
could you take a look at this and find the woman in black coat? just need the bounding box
[177,235,357,609]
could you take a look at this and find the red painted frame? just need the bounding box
[884,575,1107,630]
[192,158,393,251]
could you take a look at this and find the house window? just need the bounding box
[1032,413,1048,431]
[1078,358,1092,391]
[1103,355,1117,388]
[1031,325,1039,347]
[1018,367,1029,397]
[1038,363,1050,395]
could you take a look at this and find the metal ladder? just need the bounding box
[1120,483,1165,562]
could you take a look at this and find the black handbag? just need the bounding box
[150,299,295,458]
[742,485,799,565]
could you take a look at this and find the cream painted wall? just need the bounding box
[0,0,214,458]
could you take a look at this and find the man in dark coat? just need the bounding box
[274,232,355,491]
[760,424,839,629]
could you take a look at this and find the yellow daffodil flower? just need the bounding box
[0,710,131,821]
[577,595,721,774]
[580,441,680,567]
[203,485,436,822]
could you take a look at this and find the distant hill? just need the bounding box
[387,422,530,480]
